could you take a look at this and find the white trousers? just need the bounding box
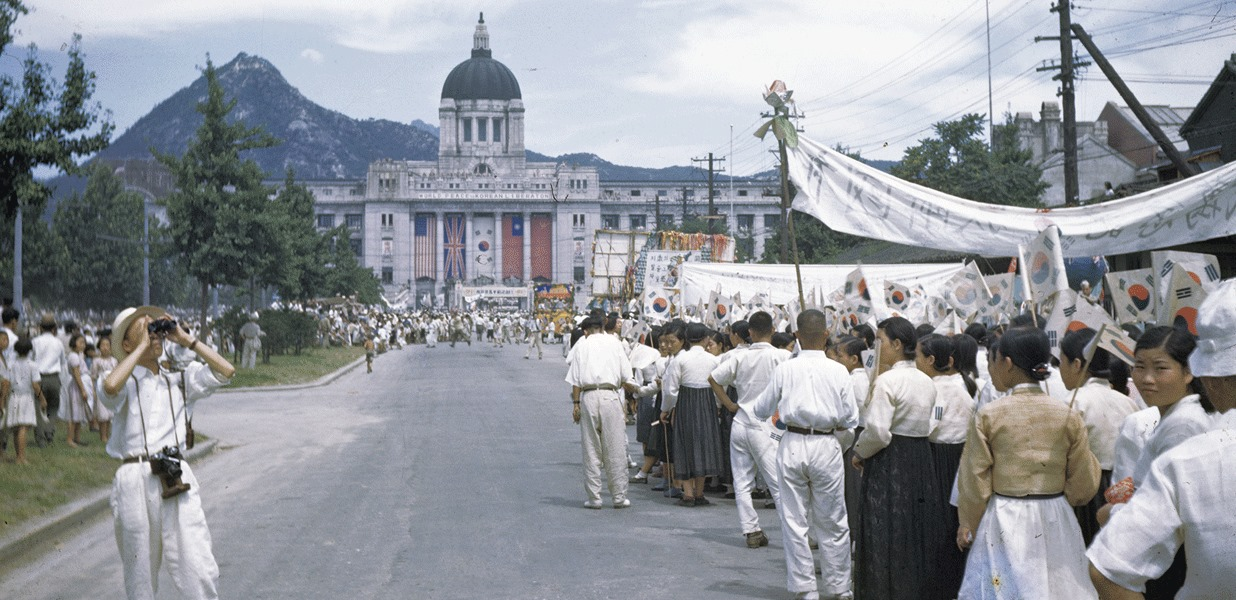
[525,334,542,358]
[731,420,782,534]
[777,432,851,597]
[111,461,218,600]
[579,390,629,504]
[241,340,258,369]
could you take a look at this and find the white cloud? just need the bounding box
[299,48,324,63]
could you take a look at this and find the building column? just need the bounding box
[494,212,503,284]
[523,211,532,283]
[435,211,445,292]
[465,212,474,283]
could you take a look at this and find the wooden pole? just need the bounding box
[779,138,807,308]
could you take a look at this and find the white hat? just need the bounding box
[110,306,167,361]
[1189,279,1236,377]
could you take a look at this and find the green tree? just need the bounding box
[759,212,861,264]
[154,56,278,331]
[0,1,113,304]
[890,113,1046,207]
[50,163,145,309]
[263,171,328,302]
[321,227,382,305]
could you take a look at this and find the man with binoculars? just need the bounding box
[100,306,236,600]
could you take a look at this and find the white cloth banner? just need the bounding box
[678,262,963,317]
[786,136,1236,257]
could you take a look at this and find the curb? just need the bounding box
[216,354,368,394]
[0,438,219,568]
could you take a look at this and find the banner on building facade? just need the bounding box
[786,136,1236,257]
[472,215,497,280]
[444,214,467,280]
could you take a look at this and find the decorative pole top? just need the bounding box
[474,13,490,53]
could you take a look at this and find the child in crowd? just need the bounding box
[1,339,47,464]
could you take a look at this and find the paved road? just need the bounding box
[0,341,794,599]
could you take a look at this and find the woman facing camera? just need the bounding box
[956,327,1101,599]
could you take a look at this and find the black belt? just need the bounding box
[122,456,150,464]
[994,492,1063,500]
[580,383,619,392]
[785,425,835,436]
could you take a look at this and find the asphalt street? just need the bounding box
[0,340,796,599]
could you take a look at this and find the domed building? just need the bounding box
[308,15,781,309]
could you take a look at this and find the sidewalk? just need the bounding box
[0,354,367,566]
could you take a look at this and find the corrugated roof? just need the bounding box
[1112,105,1192,151]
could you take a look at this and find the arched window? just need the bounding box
[474,163,491,175]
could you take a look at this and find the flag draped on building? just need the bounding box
[472,215,497,280]
[444,213,467,280]
[414,214,436,279]
[502,214,524,280]
[530,214,553,281]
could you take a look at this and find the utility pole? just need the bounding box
[1037,2,1090,205]
[760,110,803,264]
[1071,23,1198,178]
[679,186,691,226]
[692,152,726,234]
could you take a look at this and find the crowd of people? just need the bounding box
[562,278,1236,600]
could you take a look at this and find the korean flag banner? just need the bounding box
[1105,268,1156,325]
[978,273,1014,324]
[1083,322,1138,367]
[1021,226,1069,306]
[943,262,991,319]
[1151,251,1221,304]
[885,281,912,313]
[644,288,672,322]
[1157,263,1207,336]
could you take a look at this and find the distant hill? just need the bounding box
[101,53,439,180]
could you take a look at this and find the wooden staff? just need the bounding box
[779,140,807,309]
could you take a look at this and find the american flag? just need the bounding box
[530,214,553,281]
[503,215,524,280]
[444,214,467,280]
[414,214,436,279]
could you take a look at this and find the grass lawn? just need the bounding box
[0,425,119,533]
[228,345,366,388]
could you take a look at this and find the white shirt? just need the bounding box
[927,373,974,445]
[31,332,64,374]
[854,360,937,459]
[710,342,792,427]
[1088,411,1236,597]
[850,368,871,427]
[1,326,17,365]
[98,362,230,459]
[1071,378,1140,470]
[661,345,719,413]
[1130,394,1211,484]
[752,349,858,433]
[563,333,633,389]
[1112,406,1161,482]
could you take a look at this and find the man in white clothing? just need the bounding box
[100,306,236,600]
[1089,278,1236,600]
[31,313,65,445]
[565,316,637,509]
[524,315,543,360]
[753,309,859,600]
[238,314,263,369]
[709,311,791,548]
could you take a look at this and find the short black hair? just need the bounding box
[1,307,17,324]
[748,311,773,336]
[994,327,1051,382]
[878,316,918,359]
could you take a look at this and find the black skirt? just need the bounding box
[635,396,658,445]
[1074,469,1112,546]
[930,441,966,600]
[647,391,673,462]
[856,434,947,600]
[671,386,725,480]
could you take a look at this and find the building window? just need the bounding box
[737,214,755,233]
[349,238,362,256]
[462,118,472,142]
[738,189,749,197]
[764,214,781,230]
[380,214,395,228]
[601,214,620,230]
[381,267,394,284]
[493,118,502,142]
[630,189,641,197]
[574,266,586,283]
[316,214,336,229]
[572,214,587,228]
[658,214,675,229]
[346,214,364,229]
[478,118,488,142]
[657,189,668,197]
[321,188,334,196]
[629,214,647,230]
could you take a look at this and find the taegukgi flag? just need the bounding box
[1105,268,1156,325]
[1020,225,1069,306]
[1157,263,1207,336]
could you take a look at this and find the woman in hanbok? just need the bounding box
[956,327,1101,599]
[661,322,723,506]
[89,336,118,444]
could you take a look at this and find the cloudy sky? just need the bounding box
[10,0,1236,176]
